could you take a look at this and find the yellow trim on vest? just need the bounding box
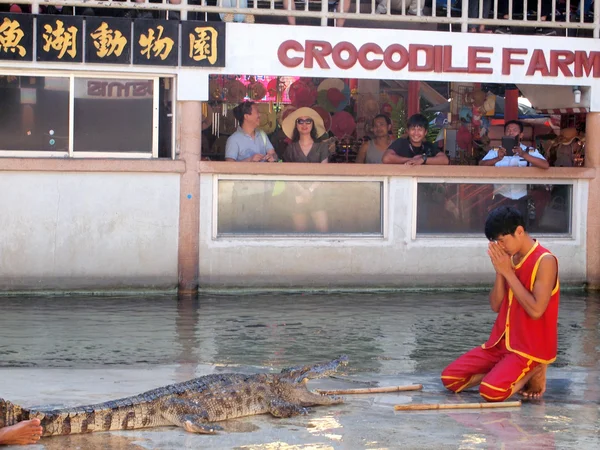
[512,240,539,270]
[505,346,556,364]
[481,332,505,350]
[530,252,550,291]
[504,289,556,364]
[552,280,560,296]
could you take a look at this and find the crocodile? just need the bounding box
[0,355,347,437]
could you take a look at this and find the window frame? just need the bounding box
[212,174,389,240]
[0,70,173,159]
[412,178,579,240]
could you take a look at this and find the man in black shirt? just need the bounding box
[382,114,449,166]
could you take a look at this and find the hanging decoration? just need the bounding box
[317,78,351,113]
[311,105,332,133]
[331,111,356,138]
[288,79,317,108]
[248,81,267,101]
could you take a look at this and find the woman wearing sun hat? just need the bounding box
[280,107,330,233]
[281,107,329,164]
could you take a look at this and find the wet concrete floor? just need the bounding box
[0,292,599,449]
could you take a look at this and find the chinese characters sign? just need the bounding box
[0,14,33,61]
[37,15,83,62]
[133,19,178,66]
[0,14,225,67]
[85,17,131,64]
[181,21,225,67]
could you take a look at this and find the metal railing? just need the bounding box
[0,0,598,37]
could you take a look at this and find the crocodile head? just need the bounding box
[279,355,349,383]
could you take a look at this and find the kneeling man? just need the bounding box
[441,206,559,401]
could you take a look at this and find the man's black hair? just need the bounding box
[485,206,527,241]
[373,114,392,127]
[504,120,523,134]
[407,113,429,130]
[232,101,255,126]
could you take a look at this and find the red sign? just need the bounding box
[278,40,600,78]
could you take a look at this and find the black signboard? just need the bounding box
[85,17,131,64]
[0,13,34,61]
[36,15,84,63]
[2,15,227,67]
[181,21,225,68]
[133,19,178,66]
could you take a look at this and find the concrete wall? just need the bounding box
[199,174,588,288]
[0,172,180,291]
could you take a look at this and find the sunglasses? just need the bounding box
[296,118,313,125]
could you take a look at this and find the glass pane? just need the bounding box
[73,78,153,152]
[0,76,69,151]
[417,183,572,235]
[218,180,383,236]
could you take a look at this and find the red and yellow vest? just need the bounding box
[482,240,560,364]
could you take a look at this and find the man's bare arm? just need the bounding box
[355,142,368,164]
[489,273,506,312]
[503,255,558,319]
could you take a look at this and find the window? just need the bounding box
[0,75,69,153]
[416,182,572,235]
[0,73,173,158]
[217,177,384,237]
[74,78,154,153]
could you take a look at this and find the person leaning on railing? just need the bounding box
[355,114,393,164]
[280,107,330,233]
[494,0,561,36]
[478,119,549,225]
[381,113,450,166]
[225,101,278,162]
[282,0,351,26]
[220,0,255,23]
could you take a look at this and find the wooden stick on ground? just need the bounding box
[317,384,423,395]
[394,400,522,411]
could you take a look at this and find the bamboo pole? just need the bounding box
[317,384,423,395]
[394,401,522,411]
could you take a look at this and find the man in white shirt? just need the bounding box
[479,120,549,223]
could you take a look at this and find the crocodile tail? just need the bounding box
[0,398,31,428]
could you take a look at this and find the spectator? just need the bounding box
[376,0,424,15]
[356,114,393,164]
[281,107,330,232]
[220,0,255,23]
[282,0,351,26]
[468,0,492,33]
[225,101,277,162]
[479,120,549,222]
[382,113,449,165]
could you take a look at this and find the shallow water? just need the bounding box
[1,291,598,374]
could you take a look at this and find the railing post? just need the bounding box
[460,0,469,32]
[321,0,329,26]
[181,0,188,21]
[595,0,600,39]
[31,0,40,14]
